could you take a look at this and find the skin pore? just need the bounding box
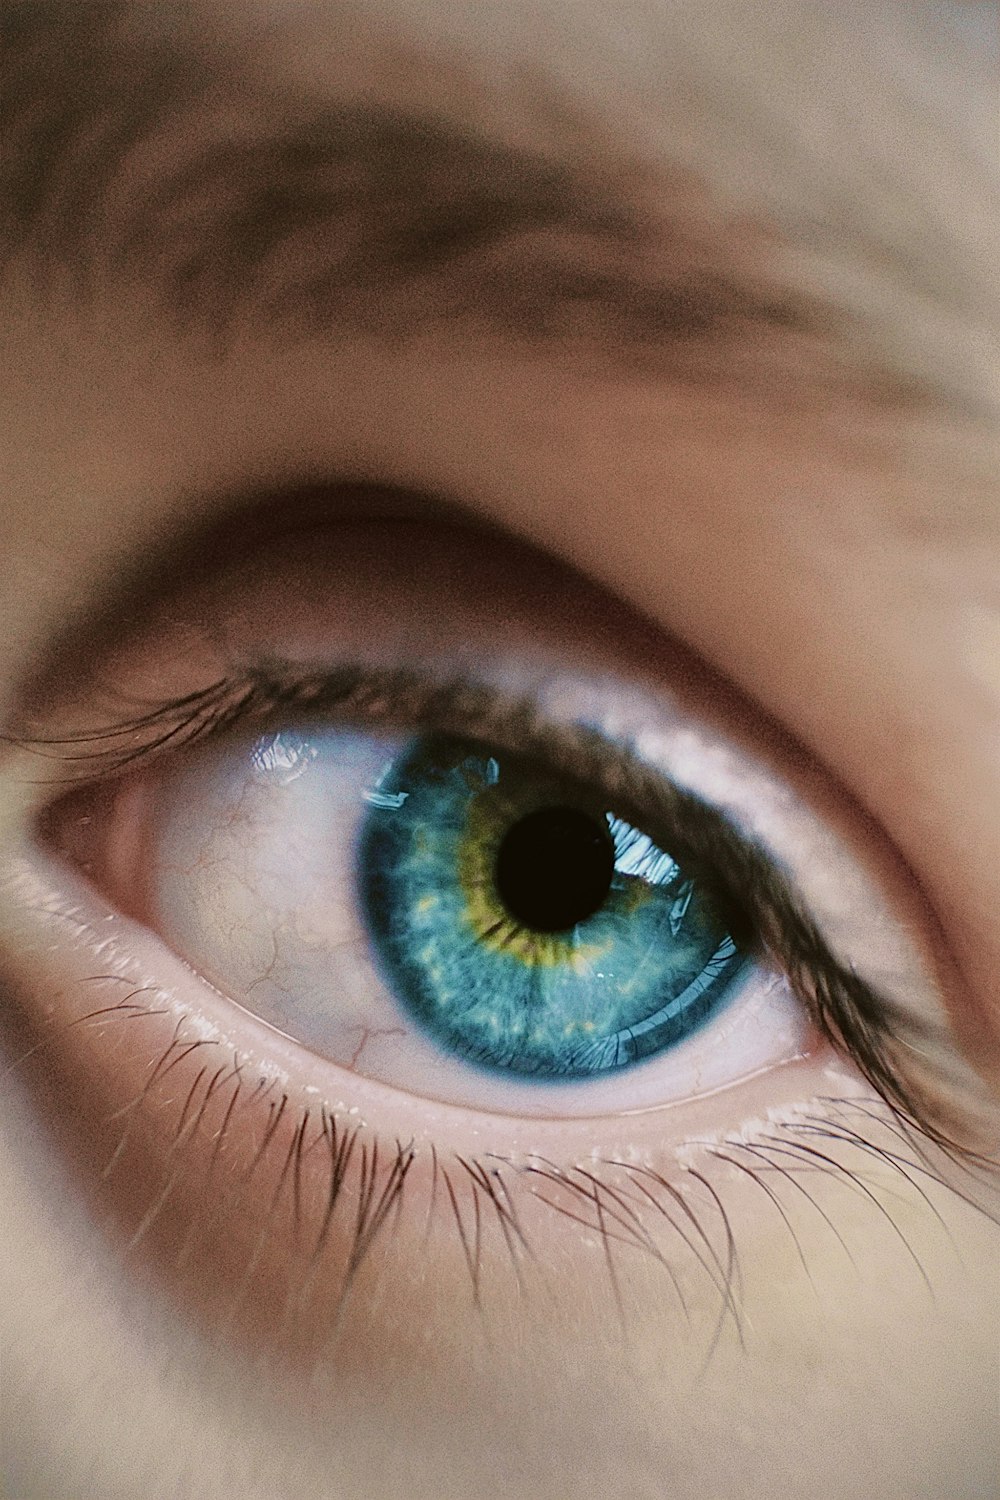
[0,3,998,1498]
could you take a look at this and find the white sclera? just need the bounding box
[150,726,810,1118]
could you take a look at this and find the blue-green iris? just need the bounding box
[358,735,748,1079]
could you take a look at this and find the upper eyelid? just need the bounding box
[15,656,958,1150]
[0,484,463,729]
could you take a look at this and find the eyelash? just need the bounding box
[42,995,997,1351]
[18,657,951,1143]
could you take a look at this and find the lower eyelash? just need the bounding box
[7,979,997,1368]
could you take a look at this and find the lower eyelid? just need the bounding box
[0,836,861,1363]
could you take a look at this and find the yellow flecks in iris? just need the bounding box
[618,874,655,915]
[415,894,438,914]
[419,945,436,965]
[568,946,608,976]
[562,1019,597,1038]
[465,907,610,968]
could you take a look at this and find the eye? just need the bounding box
[25,516,955,1132]
[52,713,806,1117]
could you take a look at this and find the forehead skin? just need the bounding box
[0,2,998,1498]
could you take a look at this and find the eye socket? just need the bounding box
[19,518,959,1134]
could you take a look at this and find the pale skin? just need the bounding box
[0,3,999,1498]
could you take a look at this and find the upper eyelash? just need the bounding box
[6,660,968,1151]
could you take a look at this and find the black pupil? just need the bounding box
[494,805,616,933]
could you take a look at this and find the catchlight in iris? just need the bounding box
[358,735,749,1079]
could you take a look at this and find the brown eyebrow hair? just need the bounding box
[0,1,821,373]
[0,0,994,423]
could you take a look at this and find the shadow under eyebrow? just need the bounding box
[0,0,843,385]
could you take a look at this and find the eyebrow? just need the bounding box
[0,0,983,419]
[0,0,851,384]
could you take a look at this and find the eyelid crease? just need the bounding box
[15,657,974,1156]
